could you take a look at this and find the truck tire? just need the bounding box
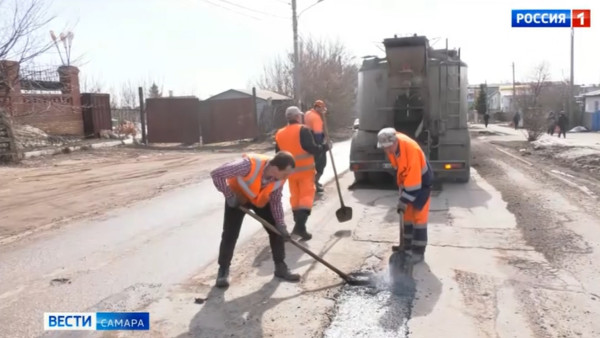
[368,172,395,187]
[353,171,368,183]
[456,166,471,183]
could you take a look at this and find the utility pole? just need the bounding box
[485,80,489,115]
[568,27,574,124]
[138,86,147,145]
[512,62,516,114]
[291,0,300,107]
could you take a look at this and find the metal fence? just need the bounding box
[146,97,201,144]
[111,108,140,124]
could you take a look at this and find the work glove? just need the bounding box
[275,224,291,241]
[321,143,330,152]
[397,199,407,214]
[226,194,240,208]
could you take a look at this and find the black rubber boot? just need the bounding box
[291,210,312,241]
[274,262,300,282]
[411,246,426,264]
[215,266,230,288]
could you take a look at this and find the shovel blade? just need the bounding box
[335,206,353,222]
[389,251,414,277]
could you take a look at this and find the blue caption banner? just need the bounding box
[512,9,571,27]
[96,312,150,330]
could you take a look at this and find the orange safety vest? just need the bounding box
[226,154,285,207]
[304,109,324,134]
[275,124,315,179]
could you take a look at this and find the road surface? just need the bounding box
[0,141,351,337]
[2,131,600,337]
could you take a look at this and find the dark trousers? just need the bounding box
[315,150,327,184]
[218,202,285,268]
[557,125,567,138]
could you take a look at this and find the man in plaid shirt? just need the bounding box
[210,151,300,288]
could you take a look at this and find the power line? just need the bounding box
[199,0,263,20]
[213,0,289,19]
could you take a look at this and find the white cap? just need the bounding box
[377,127,397,148]
[285,106,304,120]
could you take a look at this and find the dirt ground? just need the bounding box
[0,127,353,245]
[0,140,275,245]
[488,138,600,180]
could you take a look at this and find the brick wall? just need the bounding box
[0,61,83,136]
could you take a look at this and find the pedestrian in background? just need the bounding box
[557,111,568,138]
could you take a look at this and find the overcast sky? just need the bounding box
[35,0,599,99]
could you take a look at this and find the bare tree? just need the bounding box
[256,56,293,98]
[80,75,104,93]
[0,0,55,63]
[255,36,359,130]
[0,0,56,120]
[108,86,119,109]
[120,80,137,108]
[516,62,551,141]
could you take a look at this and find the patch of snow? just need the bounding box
[569,126,589,133]
[532,134,570,149]
[554,147,600,160]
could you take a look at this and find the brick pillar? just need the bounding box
[58,65,81,114]
[0,60,23,116]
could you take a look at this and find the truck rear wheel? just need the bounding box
[353,171,368,183]
[456,166,471,183]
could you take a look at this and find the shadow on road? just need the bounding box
[176,280,342,338]
[410,262,442,318]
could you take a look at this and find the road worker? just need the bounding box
[304,100,329,193]
[377,127,434,264]
[275,106,330,241]
[210,151,301,288]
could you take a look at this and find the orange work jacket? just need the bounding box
[275,124,315,179]
[386,132,433,210]
[304,109,324,134]
[227,154,285,207]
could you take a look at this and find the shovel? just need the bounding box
[239,206,372,286]
[389,210,416,292]
[322,117,353,223]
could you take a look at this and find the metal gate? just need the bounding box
[146,97,201,144]
[199,97,259,144]
[81,93,112,137]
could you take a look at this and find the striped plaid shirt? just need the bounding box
[210,158,285,227]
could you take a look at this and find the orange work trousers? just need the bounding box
[288,175,316,211]
[403,197,430,250]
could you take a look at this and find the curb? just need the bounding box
[23,139,134,159]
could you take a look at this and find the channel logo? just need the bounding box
[512,9,591,28]
[44,312,150,331]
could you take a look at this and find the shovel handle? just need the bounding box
[322,118,345,208]
[398,210,405,251]
[238,206,354,282]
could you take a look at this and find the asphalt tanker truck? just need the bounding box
[349,34,471,183]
